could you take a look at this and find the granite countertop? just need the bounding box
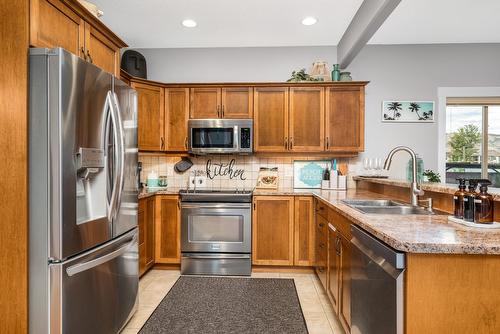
[139,186,500,255]
[353,176,500,200]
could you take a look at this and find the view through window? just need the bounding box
[446,102,500,187]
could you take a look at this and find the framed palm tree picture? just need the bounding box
[382,101,435,122]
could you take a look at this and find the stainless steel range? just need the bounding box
[180,189,252,276]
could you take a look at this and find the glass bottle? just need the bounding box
[453,178,467,219]
[463,179,477,222]
[474,180,494,224]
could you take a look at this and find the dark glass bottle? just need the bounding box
[474,180,494,224]
[453,178,467,219]
[463,179,478,222]
[323,167,330,181]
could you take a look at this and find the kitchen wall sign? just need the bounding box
[293,161,331,189]
[382,101,434,123]
[205,159,246,180]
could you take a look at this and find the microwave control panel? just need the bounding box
[240,128,251,149]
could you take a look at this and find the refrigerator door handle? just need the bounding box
[66,234,137,277]
[110,92,126,220]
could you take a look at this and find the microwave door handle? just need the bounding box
[234,126,239,150]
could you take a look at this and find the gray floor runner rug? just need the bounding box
[138,276,308,334]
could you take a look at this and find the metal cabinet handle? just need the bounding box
[318,222,325,228]
[86,50,93,63]
[184,136,188,149]
[326,137,330,150]
[217,105,220,118]
[222,105,225,118]
[335,236,341,255]
[284,137,288,150]
[160,137,165,150]
[80,47,87,60]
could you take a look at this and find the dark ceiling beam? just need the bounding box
[337,0,402,68]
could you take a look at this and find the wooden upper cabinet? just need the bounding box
[30,0,126,76]
[294,196,315,266]
[155,195,181,264]
[133,82,164,151]
[289,87,325,152]
[252,196,294,266]
[221,87,253,118]
[165,88,189,151]
[325,86,365,152]
[84,23,120,75]
[190,87,221,119]
[30,0,85,57]
[254,87,289,152]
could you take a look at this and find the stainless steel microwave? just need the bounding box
[188,119,253,154]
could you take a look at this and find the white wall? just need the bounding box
[135,44,500,178]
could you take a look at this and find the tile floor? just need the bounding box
[121,269,345,334]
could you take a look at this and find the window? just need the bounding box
[446,98,500,186]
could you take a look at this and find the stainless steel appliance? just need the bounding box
[188,119,253,154]
[29,48,139,334]
[180,190,252,275]
[350,225,406,334]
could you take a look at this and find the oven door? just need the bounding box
[181,202,251,253]
[188,122,238,154]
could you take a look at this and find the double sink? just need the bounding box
[343,199,446,215]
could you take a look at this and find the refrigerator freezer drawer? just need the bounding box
[49,229,139,334]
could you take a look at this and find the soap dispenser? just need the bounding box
[453,178,467,219]
[474,179,494,224]
[463,179,478,222]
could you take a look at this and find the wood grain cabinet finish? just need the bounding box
[252,196,294,266]
[289,87,325,152]
[155,195,181,264]
[325,86,365,152]
[132,82,164,151]
[253,87,289,152]
[165,88,189,151]
[30,0,85,57]
[339,234,352,333]
[190,87,221,119]
[327,225,340,313]
[294,196,315,266]
[139,197,155,277]
[84,23,120,76]
[315,213,328,288]
[30,0,125,76]
[221,87,253,118]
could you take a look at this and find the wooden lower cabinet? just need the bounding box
[155,195,181,264]
[252,196,294,265]
[294,196,315,266]
[339,234,351,333]
[315,213,328,287]
[327,225,340,313]
[139,197,155,277]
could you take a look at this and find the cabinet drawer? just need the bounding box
[315,199,329,218]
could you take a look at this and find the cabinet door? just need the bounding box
[294,196,315,266]
[221,87,253,118]
[30,0,85,58]
[327,228,340,313]
[145,196,155,269]
[289,87,325,152]
[190,88,221,119]
[254,87,289,152]
[155,196,180,264]
[252,196,294,266]
[165,88,189,151]
[84,23,120,76]
[325,86,365,152]
[315,214,328,289]
[138,199,146,276]
[132,83,164,151]
[339,234,352,333]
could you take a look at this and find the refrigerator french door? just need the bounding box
[29,48,139,334]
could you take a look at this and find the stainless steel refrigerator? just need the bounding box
[29,48,139,334]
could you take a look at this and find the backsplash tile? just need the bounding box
[139,154,353,190]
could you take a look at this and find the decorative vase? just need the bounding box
[331,64,340,81]
[339,72,352,81]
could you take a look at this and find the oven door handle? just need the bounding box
[181,203,251,209]
[182,254,250,259]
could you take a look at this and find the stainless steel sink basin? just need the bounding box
[342,199,404,207]
[342,199,447,215]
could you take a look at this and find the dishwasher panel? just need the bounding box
[350,225,405,334]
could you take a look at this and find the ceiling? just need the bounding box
[91,0,363,48]
[369,0,500,44]
[92,0,500,48]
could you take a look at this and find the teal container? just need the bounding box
[406,156,424,183]
[147,177,159,187]
[331,64,340,81]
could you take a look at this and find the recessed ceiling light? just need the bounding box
[302,17,318,26]
[182,19,197,28]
